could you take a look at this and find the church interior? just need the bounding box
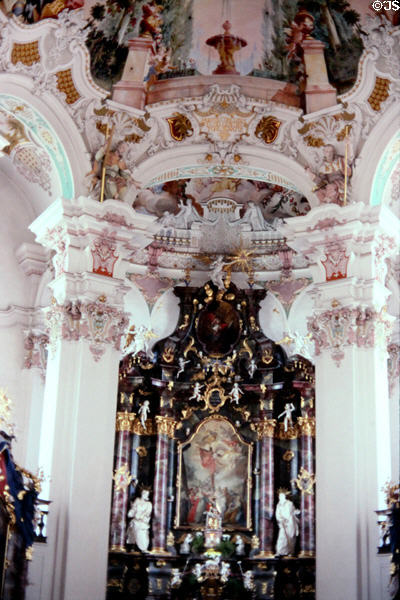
[0,1,399,599]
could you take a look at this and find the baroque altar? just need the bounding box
[107,282,315,600]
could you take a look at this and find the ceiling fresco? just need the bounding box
[133,176,310,220]
[1,0,393,93]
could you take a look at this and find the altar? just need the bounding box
[106,282,316,599]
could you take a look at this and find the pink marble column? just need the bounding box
[151,415,176,554]
[298,417,316,556]
[254,419,276,557]
[110,412,134,551]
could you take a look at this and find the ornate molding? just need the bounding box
[308,305,392,366]
[23,331,49,380]
[297,417,315,438]
[155,415,178,439]
[251,419,277,439]
[46,296,128,361]
[116,411,136,433]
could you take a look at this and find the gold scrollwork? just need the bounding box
[166,113,193,141]
[136,446,147,457]
[277,423,298,440]
[251,419,277,439]
[261,348,274,365]
[283,450,295,462]
[116,411,136,432]
[132,418,156,436]
[297,417,315,437]
[162,345,175,363]
[156,415,177,438]
[255,115,281,144]
[183,336,197,358]
[178,314,190,330]
[249,315,259,331]
[293,466,316,495]
[240,338,253,359]
[202,385,229,413]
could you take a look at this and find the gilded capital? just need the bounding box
[155,415,177,439]
[297,417,315,437]
[116,411,136,432]
[251,419,277,439]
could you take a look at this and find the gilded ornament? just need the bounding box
[278,423,298,440]
[183,336,197,358]
[293,467,316,495]
[162,345,175,363]
[283,450,295,462]
[136,446,147,457]
[133,418,156,436]
[255,116,281,144]
[240,338,253,359]
[113,464,133,492]
[249,316,259,331]
[166,113,193,141]
[178,314,190,330]
[261,349,273,365]
[25,546,34,560]
[156,415,177,438]
[297,417,315,437]
[368,77,390,112]
[116,411,136,432]
[166,531,175,547]
[251,419,277,439]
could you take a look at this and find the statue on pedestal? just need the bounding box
[126,488,152,552]
[275,491,299,556]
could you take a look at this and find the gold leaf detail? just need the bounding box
[255,116,281,144]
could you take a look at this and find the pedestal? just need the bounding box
[301,38,337,113]
[112,37,154,109]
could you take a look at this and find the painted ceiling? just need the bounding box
[0,0,386,93]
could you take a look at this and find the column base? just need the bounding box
[148,548,172,556]
[298,550,315,558]
[304,85,337,113]
[253,550,275,559]
[109,545,126,553]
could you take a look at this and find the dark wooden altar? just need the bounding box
[107,283,315,600]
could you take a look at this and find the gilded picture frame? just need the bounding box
[175,415,252,530]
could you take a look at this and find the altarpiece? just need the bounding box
[107,282,315,600]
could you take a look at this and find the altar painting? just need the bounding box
[176,417,251,529]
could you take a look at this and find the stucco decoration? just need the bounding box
[46,297,128,361]
[23,330,49,380]
[0,95,73,197]
[308,305,393,367]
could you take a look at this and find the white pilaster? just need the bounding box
[282,203,399,600]
[29,197,156,600]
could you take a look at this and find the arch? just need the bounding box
[0,75,91,202]
[351,102,400,207]
[134,143,320,208]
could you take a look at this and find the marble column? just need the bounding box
[110,411,135,551]
[253,419,276,558]
[297,417,315,557]
[29,196,156,600]
[151,415,177,554]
